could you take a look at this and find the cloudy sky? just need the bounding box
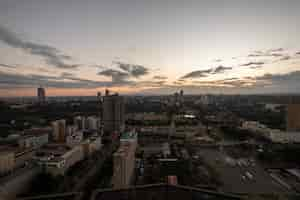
[0,0,300,96]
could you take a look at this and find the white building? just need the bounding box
[51,119,66,142]
[268,131,300,143]
[35,144,84,176]
[66,130,83,147]
[74,116,85,130]
[85,116,99,131]
[112,131,137,188]
[18,133,49,149]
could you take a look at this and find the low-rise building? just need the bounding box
[18,133,49,149]
[0,148,15,175]
[0,146,35,175]
[35,144,84,176]
[66,130,83,147]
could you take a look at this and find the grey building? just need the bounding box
[102,92,125,134]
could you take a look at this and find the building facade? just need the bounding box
[103,93,125,134]
[287,104,300,131]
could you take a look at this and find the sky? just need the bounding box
[0,0,300,96]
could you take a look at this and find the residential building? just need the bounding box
[112,131,137,188]
[51,120,66,142]
[287,104,300,131]
[0,148,14,175]
[18,133,49,149]
[103,92,125,134]
[74,116,85,130]
[66,130,83,147]
[85,116,99,131]
[35,144,84,176]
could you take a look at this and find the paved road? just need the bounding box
[197,148,290,195]
[71,142,117,192]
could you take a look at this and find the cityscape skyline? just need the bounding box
[1,0,300,96]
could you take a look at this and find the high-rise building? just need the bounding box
[112,131,137,188]
[287,104,300,131]
[37,87,46,103]
[51,120,66,143]
[102,91,125,134]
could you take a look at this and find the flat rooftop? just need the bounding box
[91,184,243,200]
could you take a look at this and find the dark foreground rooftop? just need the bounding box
[91,184,243,200]
[17,192,82,200]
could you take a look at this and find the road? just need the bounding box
[71,142,118,192]
[197,148,290,195]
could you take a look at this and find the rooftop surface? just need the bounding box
[91,184,243,200]
[120,131,138,140]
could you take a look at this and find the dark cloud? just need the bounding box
[181,65,232,79]
[256,71,300,82]
[240,61,265,66]
[153,75,168,80]
[0,71,120,89]
[250,65,263,69]
[212,65,232,74]
[279,56,291,61]
[97,69,130,83]
[181,69,212,79]
[248,48,285,58]
[0,25,78,69]
[269,48,284,52]
[0,63,16,68]
[115,62,149,78]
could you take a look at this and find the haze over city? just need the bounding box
[1,0,300,96]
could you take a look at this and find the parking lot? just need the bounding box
[196,148,290,195]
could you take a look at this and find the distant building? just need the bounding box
[37,87,46,103]
[85,116,100,131]
[66,130,83,147]
[51,120,66,143]
[103,92,125,134]
[74,116,85,130]
[18,133,48,149]
[287,104,300,131]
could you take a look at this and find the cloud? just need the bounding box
[97,69,130,83]
[0,25,78,69]
[0,63,16,68]
[213,59,222,62]
[256,71,300,82]
[248,48,285,58]
[249,65,263,69]
[296,52,300,55]
[181,69,212,79]
[0,71,120,89]
[181,65,232,79]
[269,48,284,52]
[153,75,168,80]
[211,65,232,74]
[240,61,265,67]
[279,56,291,61]
[115,62,149,78]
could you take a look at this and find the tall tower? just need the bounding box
[102,91,125,135]
[37,87,46,103]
